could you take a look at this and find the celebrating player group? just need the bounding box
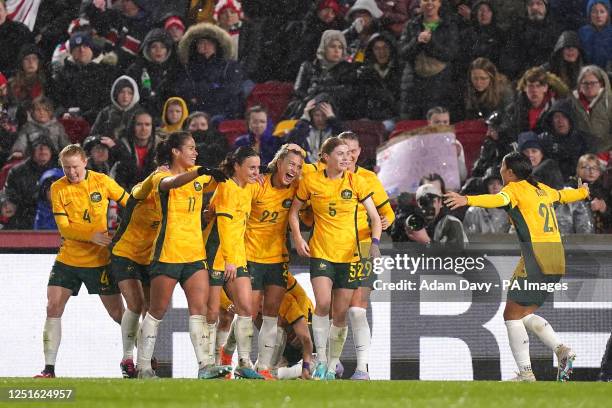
[34,129,589,382]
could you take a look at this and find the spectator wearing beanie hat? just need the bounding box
[165,16,186,44]
[518,130,564,188]
[578,0,612,70]
[283,0,348,81]
[9,45,49,112]
[52,31,117,125]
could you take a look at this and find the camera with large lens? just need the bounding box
[405,211,425,231]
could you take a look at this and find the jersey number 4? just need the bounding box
[538,203,558,233]
[83,209,91,223]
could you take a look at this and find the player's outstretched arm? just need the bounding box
[293,318,313,379]
[158,167,221,192]
[444,191,510,209]
[558,184,590,204]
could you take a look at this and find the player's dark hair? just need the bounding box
[503,151,539,188]
[220,146,259,177]
[156,131,193,165]
[319,137,347,164]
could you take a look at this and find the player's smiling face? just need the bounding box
[343,139,361,170]
[61,153,88,184]
[235,155,261,184]
[325,144,350,172]
[174,137,198,168]
[277,151,303,186]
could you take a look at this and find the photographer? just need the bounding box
[404,183,468,245]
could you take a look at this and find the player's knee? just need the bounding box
[46,301,65,318]
[126,298,144,315]
[315,303,331,316]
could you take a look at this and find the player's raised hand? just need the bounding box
[443,191,468,210]
[295,237,311,258]
[91,231,112,246]
[224,263,237,281]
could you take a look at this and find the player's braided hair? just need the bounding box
[503,151,539,188]
[220,146,259,177]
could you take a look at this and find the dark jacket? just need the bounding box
[234,122,283,167]
[4,157,55,229]
[237,18,265,82]
[542,30,585,90]
[286,116,344,164]
[357,32,403,120]
[541,99,592,180]
[52,57,117,124]
[578,0,612,69]
[500,14,562,79]
[33,168,64,230]
[126,28,180,120]
[533,158,564,189]
[176,23,244,120]
[292,60,360,120]
[111,115,161,191]
[192,129,229,168]
[459,0,505,69]
[471,136,515,178]
[90,75,141,140]
[0,20,34,77]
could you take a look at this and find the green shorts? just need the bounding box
[508,255,562,307]
[110,255,151,285]
[150,260,207,285]
[249,261,289,290]
[209,266,250,287]
[310,258,360,290]
[357,258,375,288]
[48,261,119,296]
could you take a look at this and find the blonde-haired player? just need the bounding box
[35,144,129,378]
[338,131,395,380]
[288,136,382,380]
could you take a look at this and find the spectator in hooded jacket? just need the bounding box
[542,31,586,90]
[399,0,459,119]
[126,28,180,121]
[540,98,592,180]
[357,32,403,125]
[463,57,513,120]
[569,65,612,153]
[33,167,64,230]
[111,109,161,191]
[183,111,229,167]
[90,75,141,141]
[83,134,112,175]
[291,30,359,120]
[578,0,612,69]
[458,1,505,74]
[518,130,564,189]
[234,105,283,167]
[343,0,385,63]
[0,0,34,77]
[159,96,189,135]
[11,97,70,157]
[176,22,244,121]
[500,0,562,79]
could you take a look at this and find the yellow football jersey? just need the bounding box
[354,166,395,244]
[150,171,216,263]
[301,161,323,176]
[467,180,588,275]
[111,186,160,266]
[245,174,297,263]
[296,169,373,263]
[51,170,128,267]
[280,275,314,325]
[203,178,252,270]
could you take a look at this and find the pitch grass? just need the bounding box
[0,378,609,408]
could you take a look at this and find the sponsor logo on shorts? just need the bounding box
[282,199,292,208]
[319,262,327,270]
[212,270,223,279]
[90,192,102,202]
[194,181,202,191]
[341,189,353,199]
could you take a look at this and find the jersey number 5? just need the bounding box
[538,203,558,233]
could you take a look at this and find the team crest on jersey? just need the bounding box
[90,192,102,202]
[194,181,203,191]
[341,189,352,199]
[282,199,292,208]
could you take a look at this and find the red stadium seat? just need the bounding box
[455,119,488,177]
[218,120,247,147]
[0,158,25,191]
[344,120,386,165]
[389,120,428,139]
[59,117,91,145]
[246,82,294,124]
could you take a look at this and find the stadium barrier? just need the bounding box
[2,232,611,380]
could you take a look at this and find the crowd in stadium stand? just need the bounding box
[0,0,610,235]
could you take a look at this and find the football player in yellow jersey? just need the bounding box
[35,145,129,378]
[288,137,382,380]
[202,146,262,379]
[337,131,395,380]
[445,152,589,382]
[135,132,230,379]
[246,144,305,376]
[108,172,161,378]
